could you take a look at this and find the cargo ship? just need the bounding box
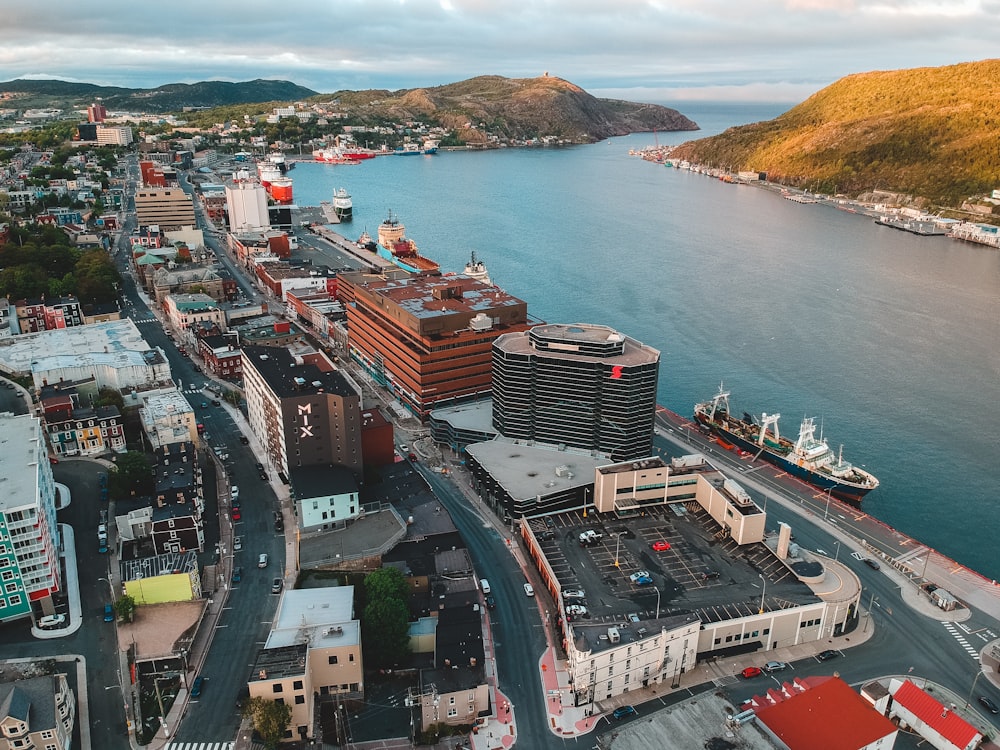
[693,385,879,502]
[312,147,361,165]
[376,211,440,274]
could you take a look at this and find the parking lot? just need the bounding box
[525,501,808,627]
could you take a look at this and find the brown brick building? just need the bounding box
[341,273,534,419]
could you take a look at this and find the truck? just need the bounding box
[578,530,603,547]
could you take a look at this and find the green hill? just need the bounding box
[669,59,1000,206]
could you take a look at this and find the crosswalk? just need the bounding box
[163,743,234,750]
[942,621,981,660]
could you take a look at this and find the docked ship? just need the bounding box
[357,230,377,252]
[394,139,439,155]
[312,147,361,165]
[462,251,491,285]
[257,161,282,187]
[332,188,352,222]
[693,385,879,503]
[267,176,293,205]
[376,211,440,274]
[267,152,290,173]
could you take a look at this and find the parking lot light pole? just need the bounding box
[758,573,767,615]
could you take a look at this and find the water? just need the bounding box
[289,103,1000,580]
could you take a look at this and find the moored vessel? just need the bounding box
[693,384,879,502]
[462,251,491,285]
[376,211,440,274]
[312,147,361,165]
[332,188,353,222]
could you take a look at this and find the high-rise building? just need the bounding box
[95,125,133,145]
[87,102,107,123]
[134,188,196,230]
[0,413,61,624]
[342,272,533,418]
[491,323,660,461]
[241,345,363,479]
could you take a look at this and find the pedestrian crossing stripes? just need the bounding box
[942,622,981,660]
[163,743,234,750]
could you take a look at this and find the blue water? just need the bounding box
[289,103,1000,580]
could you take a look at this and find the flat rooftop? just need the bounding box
[0,318,164,375]
[352,274,527,321]
[527,502,819,651]
[0,413,45,513]
[494,323,660,366]
[267,586,359,650]
[465,438,611,501]
[242,344,356,399]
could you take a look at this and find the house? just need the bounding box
[0,673,76,750]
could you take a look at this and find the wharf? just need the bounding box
[875,215,947,235]
[308,225,399,273]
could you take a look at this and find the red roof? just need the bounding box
[755,676,896,750]
[893,679,981,748]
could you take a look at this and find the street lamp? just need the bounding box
[614,532,623,568]
[864,592,879,633]
[823,488,833,520]
[833,540,841,563]
[655,586,661,620]
[965,669,985,709]
[758,573,767,615]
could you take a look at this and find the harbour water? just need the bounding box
[289,102,1000,580]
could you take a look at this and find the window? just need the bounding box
[348,653,354,662]
[328,655,338,665]
[449,696,455,705]
[275,697,284,705]
[272,684,283,693]
[293,680,303,690]
[295,695,305,704]
[447,708,458,717]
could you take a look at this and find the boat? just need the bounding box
[332,188,352,222]
[341,147,378,160]
[393,139,438,156]
[312,148,361,165]
[376,211,440,274]
[257,162,281,187]
[693,384,879,502]
[357,230,377,252]
[266,177,293,205]
[462,251,491,285]
[267,152,290,173]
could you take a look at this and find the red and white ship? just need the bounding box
[312,147,360,165]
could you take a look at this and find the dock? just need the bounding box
[874,215,947,236]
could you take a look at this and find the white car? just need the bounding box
[629,570,653,584]
[523,583,535,597]
[258,553,268,568]
[230,486,239,502]
[234,536,242,551]
[562,589,586,600]
[38,614,66,628]
[565,604,588,617]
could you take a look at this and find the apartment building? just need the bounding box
[134,188,195,229]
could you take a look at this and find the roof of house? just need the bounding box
[754,676,897,750]
[892,679,980,749]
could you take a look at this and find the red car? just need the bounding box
[741,667,762,679]
[651,540,671,552]
[232,507,241,521]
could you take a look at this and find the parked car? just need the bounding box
[562,589,585,600]
[629,571,653,585]
[741,666,762,679]
[485,595,496,609]
[612,705,637,720]
[565,604,588,617]
[104,603,115,622]
[545,517,555,529]
[190,675,204,698]
[523,583,535,597]
[200,401,208,409]
[232,567,242,584]
[651,540,671,552]
[239,435,249,444]
[233,536,242,551]
[271,578,283,594]
[232,507,241,521]
[230,486,239,502]
[38,614,66,629]
[864,558,881,570]
[258,553,268,568]
[979,696,999,714]
[537,530,555,541]
[211,399,221,406]
[763,661,787,673]
[817,649,840,661]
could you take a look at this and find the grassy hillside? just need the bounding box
[669,59,1000,206]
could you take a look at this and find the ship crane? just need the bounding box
[758,413,781,445]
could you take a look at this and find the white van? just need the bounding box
[480,578,491,595]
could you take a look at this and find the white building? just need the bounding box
[226,180,269,232]
[0,319,171,393]
[0,413,61,624]
[137,388,199,449]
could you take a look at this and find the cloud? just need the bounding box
[1,0,996,101]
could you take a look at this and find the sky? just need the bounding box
[3,0,997,105]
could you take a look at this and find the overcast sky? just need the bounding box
[4,0,995,105]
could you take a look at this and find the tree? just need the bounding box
[113,594,136,622]
[109,451,153,499]
[243,696,292,750]
[361,568,412,668]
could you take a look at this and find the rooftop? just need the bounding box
[250,644,309,682]
[525,501,819,649]
[465,437,611,502]
[120,550,199,583]
[267,586,359,650]
[0,413,46,513]
[242,345,357,400]
[494,322,660,366]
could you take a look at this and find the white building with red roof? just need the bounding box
[888,679,983,750]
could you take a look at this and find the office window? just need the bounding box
[273,684,283,693]
[328,655,338,665]
[295,695,305,704]
[293,680,303,690]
